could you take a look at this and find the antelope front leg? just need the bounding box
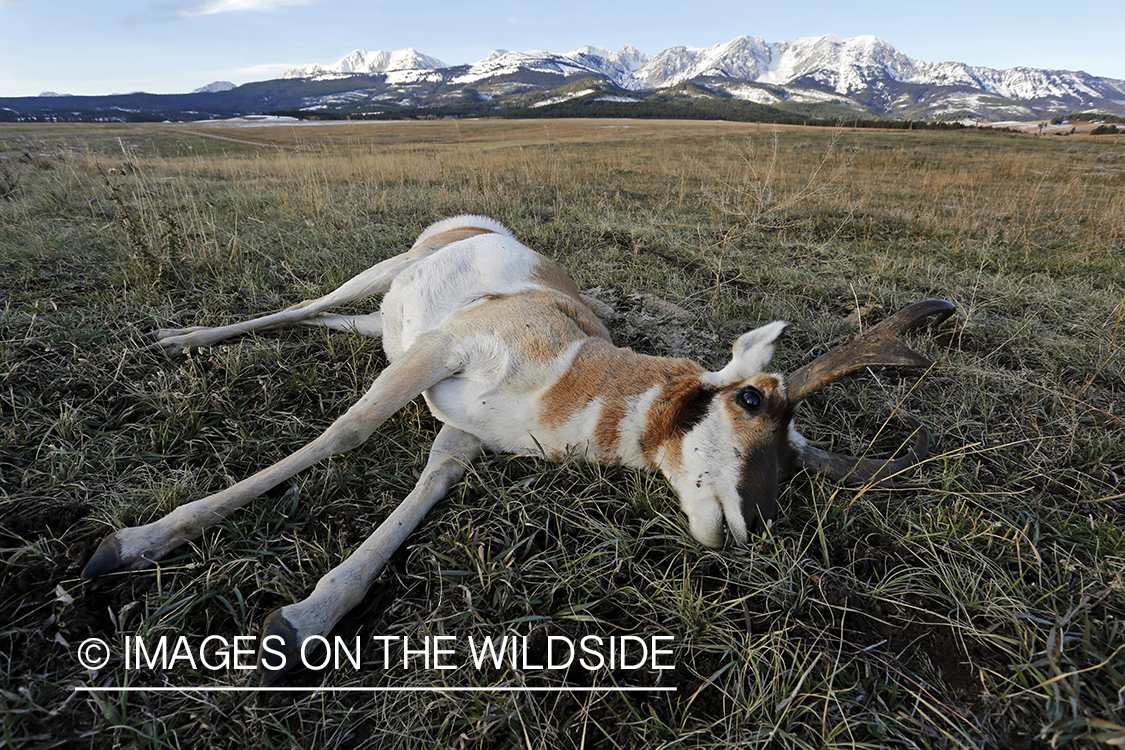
[257,425,483,684]
[82,332,458,578]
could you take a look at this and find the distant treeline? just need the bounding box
[269,98,971,131]
[499,99,969,130]
[1051,112,1125,124]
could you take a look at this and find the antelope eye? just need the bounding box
[738,387,763,411]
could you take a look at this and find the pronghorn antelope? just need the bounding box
[82,215,953,679]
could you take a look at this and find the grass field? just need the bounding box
[1,118,1123,749]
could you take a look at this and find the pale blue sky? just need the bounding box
[2,0,1122,97]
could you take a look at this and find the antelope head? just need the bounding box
[661,299,954,547]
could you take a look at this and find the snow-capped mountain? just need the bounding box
[281,48,447,79]
[444,45,653,87]
[630,36,777,90]
[620,34,1125,113]
[193,81,236,94]
[278,35,1125,121]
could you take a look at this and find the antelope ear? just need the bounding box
[702,321,789,386]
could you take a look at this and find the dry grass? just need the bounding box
[1,119,1123,749]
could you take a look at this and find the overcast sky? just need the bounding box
[2,0,1123,97]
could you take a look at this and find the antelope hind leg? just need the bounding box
[257,424,483,683]
[298,311,384,337]
[145,249,421,356]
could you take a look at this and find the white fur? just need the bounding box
[413,214,514,245]
[383,234,539,358]
[671,409,752,547]
[702,320,789,386]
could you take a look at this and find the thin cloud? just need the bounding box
[176,0,316,18]
[235,62,298,78]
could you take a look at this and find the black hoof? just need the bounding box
[143,338,188,358]
[258,609,301,686]
[81,534,123,579]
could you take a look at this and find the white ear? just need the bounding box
[702,321,789,386]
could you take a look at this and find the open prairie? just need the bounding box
[1,118,1123,749]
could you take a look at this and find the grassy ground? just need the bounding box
[1,119,1123,749]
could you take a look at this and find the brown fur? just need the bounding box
[717,375,788,426]
[529,257,612,340]
[640,378,715,470]
[529,255,584,298]
[444,289,604,365]
[540,340,703,460]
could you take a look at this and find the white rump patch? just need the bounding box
[414,215,514,246]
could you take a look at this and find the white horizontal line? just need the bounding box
[74,686,676,693]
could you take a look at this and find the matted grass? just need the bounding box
[1,119,1122,749]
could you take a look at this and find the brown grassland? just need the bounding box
[1,118,1123,749]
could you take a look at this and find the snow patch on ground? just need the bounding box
[216,115,301,125]
[385,69,445,85]
[786,88,854,104]
[531,89,595,107]
[720,85,781,103]
[989,120,1082,132]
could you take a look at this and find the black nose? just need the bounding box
[749,514,768,535]
[742,497,775,536]
[738,453,779,536]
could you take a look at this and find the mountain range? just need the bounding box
[278,35,1125,122]
[5,35,1125,123]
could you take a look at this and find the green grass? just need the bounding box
[1,119,1123,749]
